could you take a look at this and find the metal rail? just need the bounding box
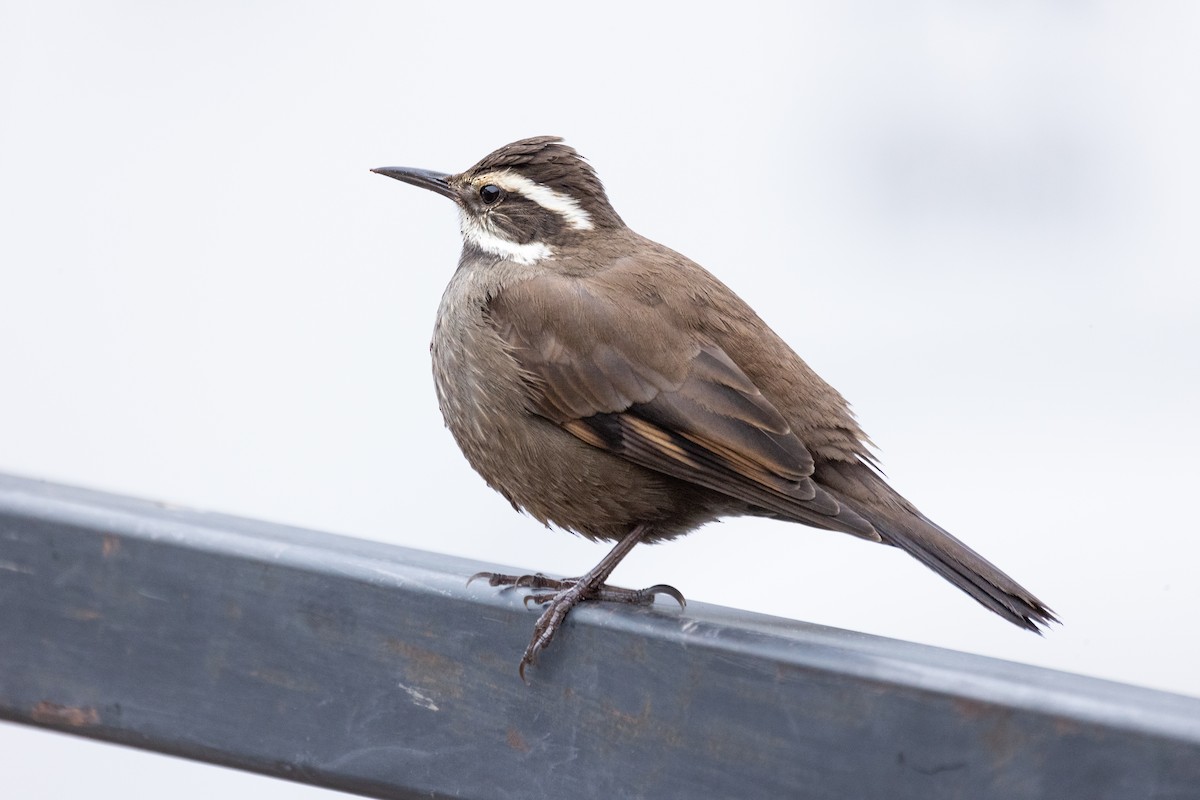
[1,473,1197,799]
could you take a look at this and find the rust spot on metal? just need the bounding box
[506,727,531,752]
[952,695,992,720]
[248,669,318,693]
[1053,715,1084,736]
[300,601,357,637]
[31,701,99,728]
[102,535,120,558]
[607,697,654,734]
[952,697,1023,770]
[387,638,465,700]
[65,608,102,621]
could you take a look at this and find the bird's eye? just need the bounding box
[479,184,502,205]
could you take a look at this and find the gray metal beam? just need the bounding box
[1,473,1197,799]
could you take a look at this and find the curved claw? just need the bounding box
[518,654,534,684]
[466,571,496,588]
[519,634,546,683]
[644,583,687,609]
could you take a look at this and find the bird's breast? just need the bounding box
[431,266,529,446]
[428,262,726,540]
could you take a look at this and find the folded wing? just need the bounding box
[486,276,880,541]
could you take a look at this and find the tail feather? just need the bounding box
[874,510,1057,632]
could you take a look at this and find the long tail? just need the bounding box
[873,509,1057,632]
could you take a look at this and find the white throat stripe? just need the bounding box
[459,211,553,265]
[496,171,594,231]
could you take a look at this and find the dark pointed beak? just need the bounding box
[371,166,457,200]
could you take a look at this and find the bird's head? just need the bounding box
[373,136,623,265]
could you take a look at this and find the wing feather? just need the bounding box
[488,276,880,541]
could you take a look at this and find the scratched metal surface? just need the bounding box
[1,473,1199,800]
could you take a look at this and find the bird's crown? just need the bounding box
[450,136,623,263]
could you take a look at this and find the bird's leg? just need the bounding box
[468,524,684,679]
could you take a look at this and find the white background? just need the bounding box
[2,2,1198,796]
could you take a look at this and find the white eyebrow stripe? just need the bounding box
[494,171,594,231]
[459,212,552,265]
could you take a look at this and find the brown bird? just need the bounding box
[373,136,1056,677]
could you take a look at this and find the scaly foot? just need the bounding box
[468,570,685,680]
